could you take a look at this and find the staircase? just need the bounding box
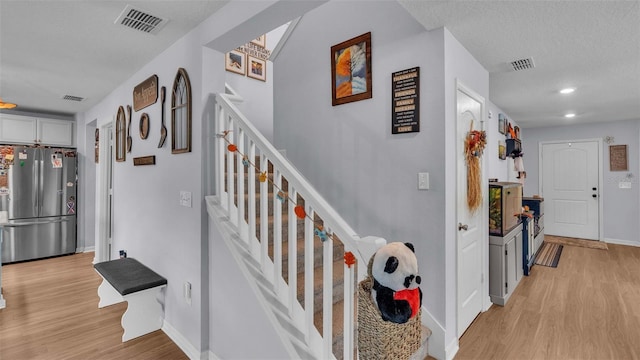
[207,91,430,359]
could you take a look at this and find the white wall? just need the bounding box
[274,1,491,357]
[442,27,490,354]
[522,119,640,246]
[77,0,327,356]
[225,23,288,143]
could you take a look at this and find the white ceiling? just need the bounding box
[1,1,639,129]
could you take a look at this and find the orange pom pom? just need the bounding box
[294,205,306,219]
[344,251,356,268]
[227,144,237,152]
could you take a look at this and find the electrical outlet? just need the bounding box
[418,172,429,190]
[184,281,192,305]
[180,191,192,207]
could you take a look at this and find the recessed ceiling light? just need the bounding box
[565,113,576,118]
[560,88,575,94]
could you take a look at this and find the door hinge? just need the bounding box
[505,249,508,256]
[505,282,508,289]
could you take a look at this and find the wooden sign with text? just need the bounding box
[133,155,156,166]
[133,75,158,112]
[392,67,420,134]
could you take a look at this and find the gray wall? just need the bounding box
[225,23,288,143]
[274,1,492,352]
[522,119,640,245]
[77,1,326,356]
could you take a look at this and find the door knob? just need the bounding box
[592,187,597,191]
[458,223,469,231]
[592,194,597,198]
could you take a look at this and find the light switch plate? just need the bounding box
[180,191,192,207]
[418,172,429,190]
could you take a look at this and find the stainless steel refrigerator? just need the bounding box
[0,146,77,263]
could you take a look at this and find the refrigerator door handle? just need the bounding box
[4,217,71,227]
[33,152,40,216]
[38,152,44,217]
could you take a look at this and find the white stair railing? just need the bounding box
[214,92,384,359]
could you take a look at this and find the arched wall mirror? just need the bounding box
[115,105,126,162]
[171,67,192,154]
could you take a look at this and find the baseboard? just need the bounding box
[205,350,221,360]
[84,246,95,253]
[162,320,200,360]
[421,306,446,360]
[445,338,460,360]
[605,238,640,247]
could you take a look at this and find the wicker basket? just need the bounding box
[357,276,422,360]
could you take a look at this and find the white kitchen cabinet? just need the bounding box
[0,114,74,146]
[489,223,523,306]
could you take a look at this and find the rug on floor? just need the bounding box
[544,235,608,250]
[534,242,563,268]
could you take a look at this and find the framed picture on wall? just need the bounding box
[331,32,372,106]
[225,50,246,75]
[498,140,506,160]
[247,56,267,82]
[498,114,505,134]
[609,144,628,171]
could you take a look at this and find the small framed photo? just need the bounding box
[247,56,267,82]
[331,32,372,106]
[498,140,506,160]
[609,144,628,171]
[251,34,266,48]
[225,50,246,75]
[498,114,505,134]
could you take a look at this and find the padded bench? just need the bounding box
[94,258,167,342]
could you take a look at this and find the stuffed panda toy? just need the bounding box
[370,242,422,324]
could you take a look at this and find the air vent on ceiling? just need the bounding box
[62,95,84,102]
[510,57,535,71]
[115,5,168,35]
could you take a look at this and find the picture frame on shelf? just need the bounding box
[331,32,372,106]
[225,50,246,75]
[247,56,267,82]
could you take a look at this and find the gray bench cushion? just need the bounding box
[94,258,167,296]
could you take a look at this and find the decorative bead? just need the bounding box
[227,144,237,152]
[294,205,306,219]
[344,251,356,268]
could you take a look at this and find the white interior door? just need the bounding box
[456,82,486,337]
[541,140,600,240]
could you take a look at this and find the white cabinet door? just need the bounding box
[37,118,74,146]
[0,114,38,143]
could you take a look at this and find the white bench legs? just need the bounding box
[96,274,166,342]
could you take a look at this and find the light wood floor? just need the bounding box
[456,242,640,360]
[0,252,187,360]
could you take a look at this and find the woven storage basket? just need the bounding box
[357,276,421,360]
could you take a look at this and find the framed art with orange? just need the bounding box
[331,32,372,106]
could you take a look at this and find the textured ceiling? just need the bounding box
[0,1,228,117]
[1,1,639,129]
[399,0,640,128]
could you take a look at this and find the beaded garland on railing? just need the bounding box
[218,130,357,268]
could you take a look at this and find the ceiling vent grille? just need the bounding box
[510,57,535,71]
[62,95,84,102]
[115,5,168,35]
